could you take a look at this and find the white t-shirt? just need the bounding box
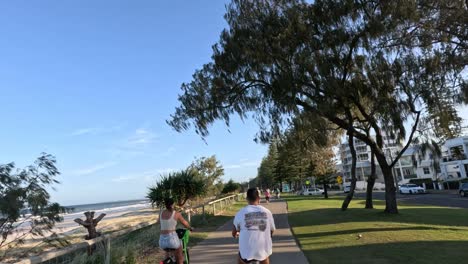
[233,205,276,260]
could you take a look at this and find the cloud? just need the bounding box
[71,162,117,176]
[126,128,158,146]
[111,168,176,183]
[225,161,259,169]
[70,127,101,136]
[107,127,159,159]
[70,124,125,137]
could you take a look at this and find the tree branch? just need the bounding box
[390,111,421,168]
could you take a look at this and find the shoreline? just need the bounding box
[3,204,159,263]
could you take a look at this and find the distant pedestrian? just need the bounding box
[264,189,271,203]
[274,188,280,199]
[232,188,276,264]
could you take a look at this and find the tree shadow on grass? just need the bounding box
[293,225,465,239]
[286,206,468,227]
[301,240,468,264]
[284,196,346,202]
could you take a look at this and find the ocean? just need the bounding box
[64,199,151,214]
[14,199,154,235]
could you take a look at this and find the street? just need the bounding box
[333,191,468,209]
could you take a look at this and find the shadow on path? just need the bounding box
[189,199,309,264]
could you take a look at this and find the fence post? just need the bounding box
[104,237,110,264]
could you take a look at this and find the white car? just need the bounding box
[343,185,351,193]
[301,188,324,195]
[399,184,426,194]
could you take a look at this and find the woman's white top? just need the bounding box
[160,210,177,231]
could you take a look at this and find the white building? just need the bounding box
[393,147,417,183]
[394,146,442,189]
[339,135,468,190]
[339,134,400,188]
[440,136,468,188]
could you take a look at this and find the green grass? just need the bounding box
[285,196,468,264]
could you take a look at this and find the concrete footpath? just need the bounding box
[189,199,309,264]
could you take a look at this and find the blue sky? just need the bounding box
[0,0,268,205]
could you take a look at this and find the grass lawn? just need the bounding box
[285,195,468,264]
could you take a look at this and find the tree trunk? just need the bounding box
[365,149,376,209]
[374,152,398,214]
[323,183,328,199]
[74,212,106,240]
[342,130,357,211]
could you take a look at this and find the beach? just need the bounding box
[4,200,158,263]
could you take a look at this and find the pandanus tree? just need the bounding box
[147,169,206,208]
[168,0,467,213]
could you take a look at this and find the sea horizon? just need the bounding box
[63,198,150,214]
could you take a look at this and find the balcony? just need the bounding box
[442,154,467,162]
[403,174,418,179]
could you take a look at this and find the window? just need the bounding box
[356,146,367,153]
[358,154,369,161]
[423,167,430,174]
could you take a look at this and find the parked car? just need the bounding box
[399,184,426,194]
[459,183,468,197]
[301,188,324,195]
[343,185,351,193]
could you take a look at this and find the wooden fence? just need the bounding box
[15,192,245,264]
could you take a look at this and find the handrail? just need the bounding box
[16,193,245,264]
[16,220,157,264]
[207,193,240,205]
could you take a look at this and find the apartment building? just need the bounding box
[339,134,400,185]
[394,146,442,189]
[440,137,468,187]
[339,136,443,187]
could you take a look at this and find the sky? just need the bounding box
[0,0,268,205]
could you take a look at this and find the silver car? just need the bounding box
[399,184,426,194]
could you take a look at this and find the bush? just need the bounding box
[221,179,240,194]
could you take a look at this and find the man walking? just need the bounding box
[232,188,276,264]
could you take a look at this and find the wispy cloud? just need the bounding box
[225,161,259,169]
[111,168,176,183]
[71,162,117,176]
[70,127,101,136]
[107,127,159,159]
[126,128,158,146]
[70,124,125,137]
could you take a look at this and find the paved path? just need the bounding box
[189,199,309,264]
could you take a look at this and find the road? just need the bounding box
[343,191,468,209]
